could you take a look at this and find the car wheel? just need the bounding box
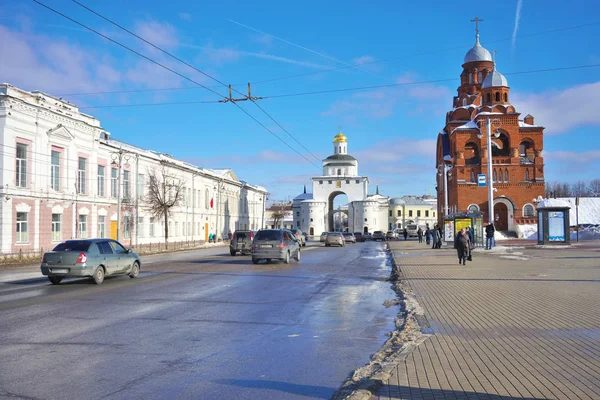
[283,251,290,264]
[252,258,259,264]
[295,249,301,262]
[48,276,62,285]
[230,249,236,256]
[93,267,105,285]
[129,261,140,279]
[325,244,329,247]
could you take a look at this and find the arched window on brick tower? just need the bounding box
[504,169,509,183]
[491,133,510,157]
[486,93,491,103]
[504,92,508,102]
[525,169,530,181]
[464,142,480,165]
[495,92,500,102]
[493,169,497,183]
[470,170,476,183]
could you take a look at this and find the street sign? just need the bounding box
[477,174,486,187]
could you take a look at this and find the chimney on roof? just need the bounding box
[524,114,534,125]
[303,184,306,194]
[376,185,379,195]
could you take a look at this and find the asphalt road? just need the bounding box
[0,241,397,400]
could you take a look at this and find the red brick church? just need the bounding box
[435,23,545,232]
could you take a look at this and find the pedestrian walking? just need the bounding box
[432,225,441,249]
[417,227,423,243]
[425,226,431,245]
[454,228,471,265]
[403,228,408,241]
[485,222,495,250]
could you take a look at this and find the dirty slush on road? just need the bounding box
[332,243,428,400]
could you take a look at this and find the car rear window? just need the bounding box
[343,233,352,236]
[236,232,248,239]
[255,230,282,241]
[53,241,91,252]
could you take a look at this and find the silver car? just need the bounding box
[325,232,345,247]
[41,239,141,285]
[342,232,356,243]
[320,232,329,242]
[252,229,300,264]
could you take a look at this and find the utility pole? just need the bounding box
[110,148,133,242]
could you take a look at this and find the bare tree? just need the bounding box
[589,179,600,196]
[146,165,185,249]
[571,181,590,197]
[270,202,290,228]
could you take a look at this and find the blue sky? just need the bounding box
[1,0,599,202]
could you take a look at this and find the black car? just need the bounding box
[372,231,386,241]
[230,230,254,255]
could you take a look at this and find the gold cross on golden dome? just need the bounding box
[338,125,343,132]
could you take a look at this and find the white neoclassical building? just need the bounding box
[292,132,389,235]
[0,83,267,255]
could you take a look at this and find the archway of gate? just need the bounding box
[328,191,349,232]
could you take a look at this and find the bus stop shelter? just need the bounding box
[443,211,484,247]
[536,199,571,245]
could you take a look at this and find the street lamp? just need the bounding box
[477,117,502,225]
[437,164,452,217]
[110,148,133,242]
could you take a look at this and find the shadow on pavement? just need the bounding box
[214,379,333,399]
[379,385,547,399]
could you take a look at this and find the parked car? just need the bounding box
[363,232,373,241]
[230,230,254,255]
[302,232,309,242]
[373,231,386,241]
[385,231,397,240]
[342,232,356,243]
[40,239,141,285]
[354,232,366,242]
[320,232,329,242]
[251,229,300,264]
[291,228,307,247]
[325,232,345,247]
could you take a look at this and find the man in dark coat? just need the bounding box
[417,227,423,243]
[454,228,470,265]
[425,226,431,245]
[485,223,495,250]
[436,226,443,249]
[403,228,408,240]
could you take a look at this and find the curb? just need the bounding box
[332,242,430,400]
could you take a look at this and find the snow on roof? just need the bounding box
[537,199,571,209]
[518,121,543,128]
[294,193,313,201]
[454,120,479,130]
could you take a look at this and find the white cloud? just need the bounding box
[512,81,600,134]
[355,138,436,165]
[545,150,600,164]
[133,20,179,49]
[512,0,523,50]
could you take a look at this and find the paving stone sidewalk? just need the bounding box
[375,241,600,400]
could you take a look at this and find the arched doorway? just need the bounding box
[328,191,349,232]
[364,226,368,233]
[494,203,508,231]
[309,227,314,236]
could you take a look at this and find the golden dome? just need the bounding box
[333,132,347,143]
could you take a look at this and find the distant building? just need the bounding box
[435,26,545,232]
[389,196,438,230]
[0,83,267,254]
[264,202,294,229]
[292,131,388,235]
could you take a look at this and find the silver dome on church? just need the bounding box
[482,69,508,88]
[463,36,493,64]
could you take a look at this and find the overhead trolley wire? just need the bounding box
[32,0,321,170]
[70,0,321,164]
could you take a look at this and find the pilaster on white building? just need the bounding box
[0,83,267,255]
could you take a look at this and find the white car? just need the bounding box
[325,232,345,247]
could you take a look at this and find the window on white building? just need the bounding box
[16,144,27,188]
[79,215,87,239]
[52,214,61,242]
[16,212,28,242]
[124,216,131,239]
[205,189,209,210]
[77,157,86,194]
[149,217,155,237]
[123,171,130,200]
[97,165,105,197]
[175,221,178,236]
[51,150,60,191]
[98,216,105,238]
[397,210,401,217]
[417,210,421,217]
[409,210,413,217]
[138,217,144,238]
[111,168,118,197]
